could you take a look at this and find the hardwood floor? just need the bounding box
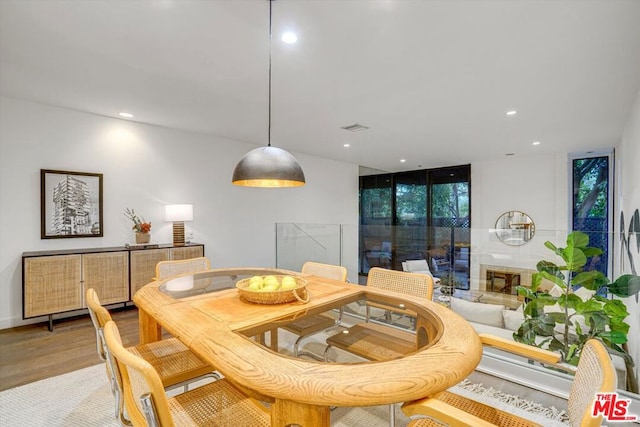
[0,306,141,391]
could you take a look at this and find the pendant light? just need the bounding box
[232,0,306,187]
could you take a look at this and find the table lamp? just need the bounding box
[165,204,193,246]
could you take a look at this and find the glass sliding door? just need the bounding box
[428,166,471,288]
[360,174,392,274]
[394,172,427,270]
[359,165,471,287]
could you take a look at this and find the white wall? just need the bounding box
[0,96,359,328]
[618,88,640,385]
[470,153,569,288]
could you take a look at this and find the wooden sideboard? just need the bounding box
[22,243,204,329]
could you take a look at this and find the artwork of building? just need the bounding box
[51,175,94,235]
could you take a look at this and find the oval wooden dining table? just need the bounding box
[134,268,483,427]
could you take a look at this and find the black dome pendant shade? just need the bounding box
[232,0,305,188]
[232,146,305,187]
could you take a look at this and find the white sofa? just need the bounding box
[449,296,629,389]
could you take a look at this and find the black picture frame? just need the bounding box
[41,169,103,239]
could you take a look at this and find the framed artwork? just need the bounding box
[41,169,103,239]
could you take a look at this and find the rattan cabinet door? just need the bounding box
[82,252,129,305]
[24,255,82,318]
[170,245,204,260]
[130,248,170,296]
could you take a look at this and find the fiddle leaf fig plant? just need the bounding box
[513,231,640,392]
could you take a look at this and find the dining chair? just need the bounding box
[282,261,348,359]
[86,288,217,425]
[154,256,211,280]
[103,320,270,427]
[324,267,434,362]
[323,267,433,426]
[402,335,617,427]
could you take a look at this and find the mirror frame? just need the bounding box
[495,211,535,246]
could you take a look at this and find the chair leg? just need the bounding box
[389,403,395,427]
[295,332,331,361]
[165,371,222,393]
[293,334,306,356]
[323,344,333,362]
[115,388,132,426]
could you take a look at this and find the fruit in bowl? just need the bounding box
[243,275,301,292]
[263,275,280,291]
[237,275,308,304]
[248,276,264,291]
[281,276,297,290]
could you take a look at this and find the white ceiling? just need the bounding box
[2,0,640,173]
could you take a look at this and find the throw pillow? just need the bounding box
[450,298,505,328]
[502,309,525,331]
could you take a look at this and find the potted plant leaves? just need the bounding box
[514,231,640,392]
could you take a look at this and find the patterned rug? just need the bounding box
[0,363,569,426]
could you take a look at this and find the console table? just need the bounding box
[22,243,204,330]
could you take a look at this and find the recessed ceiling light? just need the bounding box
[532,141,541,146]
[119,112,134,118]
[400,159,406,163]
[281,31,298,44]
[506,110,517,116]
[343,143,350,148]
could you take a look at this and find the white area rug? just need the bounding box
[0,363,569,426]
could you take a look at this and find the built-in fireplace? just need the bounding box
[477,264,537,308]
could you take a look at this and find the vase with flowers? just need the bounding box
[124,208,152,244]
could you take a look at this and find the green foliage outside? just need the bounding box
[362,182,469,222]
[573,157,608,219]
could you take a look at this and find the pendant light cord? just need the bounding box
[268,0,273,147]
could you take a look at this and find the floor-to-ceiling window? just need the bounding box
[428,166,471,287]
[570,150,613,277]
[360,174,393,273]
[360,165,471,288]
[393,171,427,270]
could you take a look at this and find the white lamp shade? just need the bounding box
[165,204,193,222]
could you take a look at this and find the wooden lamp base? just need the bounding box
[172,221,185,246]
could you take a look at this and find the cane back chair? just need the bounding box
[103,320,270,427]
[282,261,348,359]
[402,336,617,427]
[86,288,216,425]
[324,267,434,362]
[154,256,211,280]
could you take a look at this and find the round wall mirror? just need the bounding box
[495,211,535,246]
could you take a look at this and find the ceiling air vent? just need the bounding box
[341,123,369,132]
